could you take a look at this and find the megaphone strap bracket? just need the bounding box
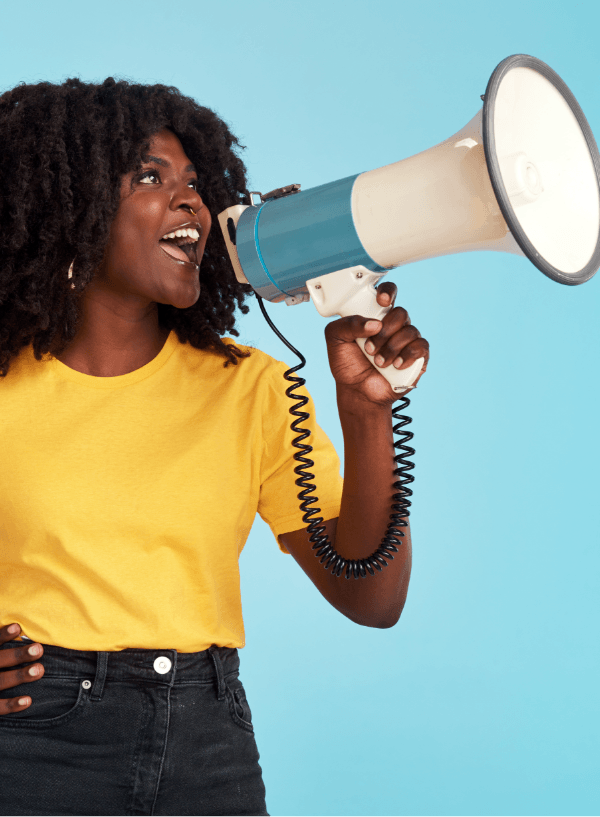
[248,184,302,206]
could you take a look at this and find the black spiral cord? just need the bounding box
[255,292,415,579]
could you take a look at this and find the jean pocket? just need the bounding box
[0,676,87,729]
[225,676,254,733]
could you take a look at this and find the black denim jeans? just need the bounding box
[0,641,268,816]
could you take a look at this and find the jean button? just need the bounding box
[153,656,172,674]
[82,680,92,690]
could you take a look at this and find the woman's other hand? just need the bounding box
[0,623,44,714]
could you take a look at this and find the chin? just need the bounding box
[160,284,202,311]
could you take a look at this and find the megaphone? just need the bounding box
[218,54,600,393]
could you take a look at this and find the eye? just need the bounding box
[138,170,161,184]
[188,178,201,191]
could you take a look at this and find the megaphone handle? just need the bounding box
[307,267,425,392]
[336,301,425,394]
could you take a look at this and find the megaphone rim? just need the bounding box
[482,53,600,286]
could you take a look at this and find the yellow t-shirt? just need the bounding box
[0,332,344,652]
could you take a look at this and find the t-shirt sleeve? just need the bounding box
[257,362,344,553]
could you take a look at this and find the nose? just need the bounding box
[170,182,204,217]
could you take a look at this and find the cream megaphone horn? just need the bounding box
[218,54,600,393]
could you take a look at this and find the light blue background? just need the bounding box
[1,1,599,814]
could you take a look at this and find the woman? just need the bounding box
[0,78,429,815]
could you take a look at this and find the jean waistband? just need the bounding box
[0,641,238,702]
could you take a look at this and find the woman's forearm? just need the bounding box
[328,384,413,627]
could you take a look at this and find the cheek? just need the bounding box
[109,203,161,259]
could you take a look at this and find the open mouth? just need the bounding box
[159,227,200,266]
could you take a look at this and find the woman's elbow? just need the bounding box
[344,605,404,629]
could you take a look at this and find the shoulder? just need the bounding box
[220,337,286,371]
[0,342,50,386]
[176,335,289,384]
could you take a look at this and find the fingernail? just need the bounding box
[28,645,41,656]
[365,320,381,331]
[364,341,375,355]
[7,624,20,634]
[381,294,390,304]
[29,666,40,676]
[393,357,404,368]
[18,697,30,706]
[375,355,385,367]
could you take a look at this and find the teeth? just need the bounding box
[161,227,200,241]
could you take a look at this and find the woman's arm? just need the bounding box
[278,388,412,629]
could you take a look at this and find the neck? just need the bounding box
[57,285,170,377]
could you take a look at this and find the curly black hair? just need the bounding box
[0,76,256,376]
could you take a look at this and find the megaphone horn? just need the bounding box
[218,54,600,393]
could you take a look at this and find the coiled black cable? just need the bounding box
[255,292,415,579]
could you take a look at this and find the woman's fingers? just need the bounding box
[0,622,21,644]
[366,319,428,370]
[0,623,44,715]
[392,336,430,370]
[376,282,398,307]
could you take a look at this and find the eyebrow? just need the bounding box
[143,155,196,173]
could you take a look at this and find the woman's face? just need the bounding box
[94,128,212,310]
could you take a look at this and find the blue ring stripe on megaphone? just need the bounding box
[254,201,275,290]
[236,173,387,301]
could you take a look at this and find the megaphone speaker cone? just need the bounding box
[483,54,600,285]
[352,109,523,270]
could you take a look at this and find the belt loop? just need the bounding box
[208,645,226,701]
[90,652,108,702]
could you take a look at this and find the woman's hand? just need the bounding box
[324,281,430,407]
[0,623,45,714]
